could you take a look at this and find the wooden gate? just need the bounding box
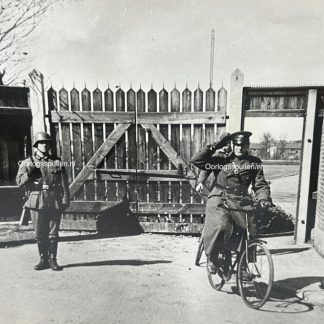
[47,85,227,233]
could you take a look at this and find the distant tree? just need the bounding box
[277,134,287,159]
[260,132,274,159]
[0,0,63,85]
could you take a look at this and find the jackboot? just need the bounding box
[48,241,62,271]
[34,242,50,270]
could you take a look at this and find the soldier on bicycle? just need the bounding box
[191,131,272,274]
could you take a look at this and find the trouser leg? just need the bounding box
[48,210,62,271]
[30,209,50,270]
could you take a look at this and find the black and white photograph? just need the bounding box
[1,0,324,323]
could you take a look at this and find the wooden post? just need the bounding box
[228,68,244,133]
[216,85,227,137]
[28,69,46,134]
[296,89,317,244]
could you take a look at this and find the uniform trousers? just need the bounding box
[30,209,61,243]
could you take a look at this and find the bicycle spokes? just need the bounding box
[238,242,274,309]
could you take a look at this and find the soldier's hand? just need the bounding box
[210,133,231,151]
[29,166,41,179]
[259,199,271,209]
[196,182,204,193]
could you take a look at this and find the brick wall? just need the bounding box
[314,119,324,256]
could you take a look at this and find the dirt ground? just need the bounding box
[1,233,324,324]
[270,174,298,216]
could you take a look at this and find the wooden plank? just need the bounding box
[69,123,131,198]
[0,107,32,116]
[93,88,105,200]
[50,111,226,124]
[139,222,203,234]
[127,88,137,201]
[245,89,308,96]
[60,220,203,234]
[216,86,227,147]
[245,109,306,117]
[181,87,192,205]
[104,87,116,202]
[116,88,127,201]
[82,87,95,200]
[60,219,97,231]
[93,169,195,178]
[205,88,216,190]
[170,88,181,221]
[141,123,197,190]
[47,88,61,157]
[192,87,203,203]
[159,88,169,203]
[70,88,83,200]
[147,88,159,206]
[93,174,194,182]
[66,201,205,214]
[206,88,215,112]
[296,89,317,243]
[59,88,72,184]
[59,88,69,111]
[136,89,147,203]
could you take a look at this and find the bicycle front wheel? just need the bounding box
[237,241,274,309]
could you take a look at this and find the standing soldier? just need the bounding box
[16,131,70,271]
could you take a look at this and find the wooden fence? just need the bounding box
[48,85,227,233]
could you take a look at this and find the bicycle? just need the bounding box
[206,200,274,309]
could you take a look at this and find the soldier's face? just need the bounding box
[233,142,249,157]
[37,141,50,154]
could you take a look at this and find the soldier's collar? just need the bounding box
[233,153,249,161]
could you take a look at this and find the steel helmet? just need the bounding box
[33,131,51,147]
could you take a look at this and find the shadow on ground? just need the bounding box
[271,276,324,299]
[63,259,172,268]
[256,276,324,313]
[0,232,145,248]
[269,247,311,255]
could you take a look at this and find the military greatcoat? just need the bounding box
[191,145,270,256]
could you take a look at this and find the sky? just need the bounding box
[24,0,324,141]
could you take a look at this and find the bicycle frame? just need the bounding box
[206,200,274,309]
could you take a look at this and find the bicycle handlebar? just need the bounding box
[217,201,276,213]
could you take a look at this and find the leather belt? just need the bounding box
[215,184,249,196]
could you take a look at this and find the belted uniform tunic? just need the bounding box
[16,153,70,242]
[191,146,270,256]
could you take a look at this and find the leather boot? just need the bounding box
[48,240,62,271]
[34,242,49,270]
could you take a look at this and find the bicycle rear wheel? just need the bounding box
[195,239,204,266]
[206,251,226,290]
[237,242,274,309]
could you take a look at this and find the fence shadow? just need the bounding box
[63,259,172,268]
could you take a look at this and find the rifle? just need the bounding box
[19,138,31,226]
[19,205,30,226]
